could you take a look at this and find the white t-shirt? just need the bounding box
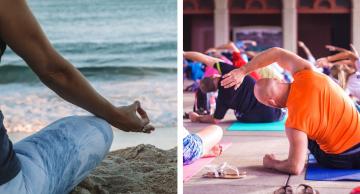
[347,60,360,100]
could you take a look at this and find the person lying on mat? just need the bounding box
[0,0,154,193]
[183,51,286,124]
[183,126,223,165]
[221,47,360,174]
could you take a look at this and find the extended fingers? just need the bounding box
[221,73,234,87]
[220,74,236,88]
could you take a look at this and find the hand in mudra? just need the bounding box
[112,101,155,133]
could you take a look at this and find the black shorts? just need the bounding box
[308,139,360,169]
[235,105,285,123]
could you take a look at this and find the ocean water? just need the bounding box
[0,0,177,132]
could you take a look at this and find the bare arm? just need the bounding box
[317,51,359,69]
[213,41,256,53]
[188,112,219,124]
[350,44,359,57]
[325,45,349,53]
[198,115,218,124]
[183,51,223,67]
[0,0,153,133]
[298,41,315,60]
[263,128,308,175]
[326,51,358,62]
[214,42,240,53]
[221,47,312,89]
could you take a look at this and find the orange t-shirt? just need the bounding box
[286,69,360,154]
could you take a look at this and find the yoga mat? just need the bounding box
[227,119,285,131]
[183,142,232,182]
[305,154,360,181]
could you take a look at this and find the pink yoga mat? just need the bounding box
[183,142,232,182]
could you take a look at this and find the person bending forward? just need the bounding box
[222,47,360,174]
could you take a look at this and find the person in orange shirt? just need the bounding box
[221,47,360,175]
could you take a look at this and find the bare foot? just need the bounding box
[202,144,222,158]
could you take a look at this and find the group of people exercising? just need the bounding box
[183,40,360,176]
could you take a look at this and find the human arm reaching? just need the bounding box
[298,41,315,62]
[350,44,359,57]
[213,42,241,53]
[183,51,223,67]
[317,51,359,69]
[325,44,349,53]
[220,47,312,89]
[0,0,154,133]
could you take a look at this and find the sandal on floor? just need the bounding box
[202,162,246,179]
[274,185,293,194]
[296,184,319,194]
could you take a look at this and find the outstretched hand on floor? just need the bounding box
[188,112,200,122]
[263,154,277,169]
[111,101,155,133]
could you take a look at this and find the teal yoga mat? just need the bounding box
[228,119,285,131]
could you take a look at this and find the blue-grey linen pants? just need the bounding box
[0,116,113,194]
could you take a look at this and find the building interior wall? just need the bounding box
[298,14,351,58]
[184,15,214,52]
[184,13,351,57]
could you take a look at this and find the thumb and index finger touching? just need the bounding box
[130,101,154,133]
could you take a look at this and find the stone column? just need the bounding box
[282,0,297,53]
[214,0,229,46]
[352,0,360,52]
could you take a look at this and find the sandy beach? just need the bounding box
[71,144,177,194]
[182,80,359,194]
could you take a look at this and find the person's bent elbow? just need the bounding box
[288,163,304,175]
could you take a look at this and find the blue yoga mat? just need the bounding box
[227,119,285,131]
[305,154,360,181]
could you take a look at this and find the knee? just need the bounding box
[93,117,113,137]
[58,116,113,148]
[89,117,114,149]
[210,125,223,139]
